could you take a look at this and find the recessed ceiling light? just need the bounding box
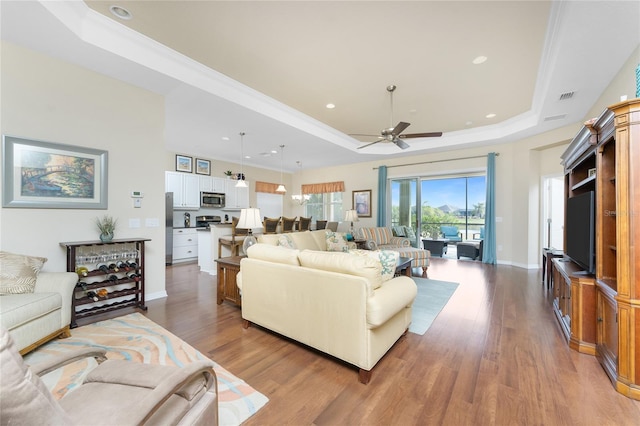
[244,155,251,159]
[221,136,230,141]
[486,113,496,119]
[326,103,335,109]
[109,5,133,20]
[271,150,278,154]
[472,56,488,65]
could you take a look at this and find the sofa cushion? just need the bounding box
[348,249,399,282]
[246,244,300,266]
[289,231,323,251]
[256,234,280,246]
[325,231,349,252]
[358,227,393,245]
[297,250,382,293]
[0,293,62,331]
[0,252,47,295]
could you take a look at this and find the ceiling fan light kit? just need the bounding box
[356,85,443,150]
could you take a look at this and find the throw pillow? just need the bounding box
[0,251,47,294]
[349,249,399,282]
[277,234,296,249]
[325,231,349,252]
[404,226,416,240]
[392,226,406,237]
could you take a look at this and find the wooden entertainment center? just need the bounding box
[556,98,640,400]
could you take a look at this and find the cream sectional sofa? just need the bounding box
[237,230,417,384]
[0,272,77,354]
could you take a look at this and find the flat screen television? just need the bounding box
[565,191,595,273]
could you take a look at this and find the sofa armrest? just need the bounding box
[389,237,410,247]
[34,272,77,329]
[364,240,378,250]
[366,276,417,328]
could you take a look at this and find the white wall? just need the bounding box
[1,42,167,299]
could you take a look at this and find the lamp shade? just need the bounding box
[237,208,263,230]
[344,210,359,222]
[235,179,248,188]
[275,184,287,193]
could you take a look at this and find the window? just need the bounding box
[305,192,343,221]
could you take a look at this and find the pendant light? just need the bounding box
[276,144,287,193]
[235,132,247,188]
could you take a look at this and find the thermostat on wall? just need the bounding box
[131,191,144,198]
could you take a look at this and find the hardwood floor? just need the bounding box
[140,258,640,425]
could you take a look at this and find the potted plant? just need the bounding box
[95,215,117,242]
[224,170,233,179]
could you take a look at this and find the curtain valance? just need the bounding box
[301,181,344,194]
[255,181,282,194]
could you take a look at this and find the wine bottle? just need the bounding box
[126,261,138,269]
[98,264,110,274]
[116,261,129,271]
[76,266,89,277]
[86,290,99,302]
[108,263,119,272]
[96,288,108,298]
[108,275,119,282]
[127,272,140,281]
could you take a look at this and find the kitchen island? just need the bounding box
[197,223,233,275]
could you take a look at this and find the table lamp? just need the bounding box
[238,208,263,254]
[344,209,359,237]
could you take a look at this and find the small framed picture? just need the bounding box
[175,155,193,173]
[588,168,596,177]
[353,189,372,218]
[195,158,211,175]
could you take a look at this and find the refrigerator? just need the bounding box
[165,192,173,265]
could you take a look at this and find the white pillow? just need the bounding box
[277,234,296,249]
[325,231,349,252]
[0,251,47,294]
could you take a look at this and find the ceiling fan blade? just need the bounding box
[393,138,410,150]
[349,133,383,138]
[357,140,383,150]
[399,131,443,139]
[390,122,410,136]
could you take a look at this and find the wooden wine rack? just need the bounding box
[60,238,150,328]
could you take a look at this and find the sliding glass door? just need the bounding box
[391,174,486,248]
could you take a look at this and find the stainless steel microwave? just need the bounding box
[200,192,225,208]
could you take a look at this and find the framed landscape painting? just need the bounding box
[353,189,372,217]
[195,158,211,175]
[2,135,108,209]
[176,155,193,173]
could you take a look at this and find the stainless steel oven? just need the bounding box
[200,192,225,208]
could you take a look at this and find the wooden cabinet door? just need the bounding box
[596,287,618,381]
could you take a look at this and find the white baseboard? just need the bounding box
[146,291,168,301]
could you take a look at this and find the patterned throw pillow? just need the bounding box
[348,249,399,282]
[404,226,416,240]
[277,234,296,249]
[392,226,406,237]
[325,231,349,252]
[0,251,47,294]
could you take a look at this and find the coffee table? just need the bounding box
[395,257,412,277]
[422,238,449,257]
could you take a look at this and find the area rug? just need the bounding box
[23,312,268,426]
[409,277,459,335]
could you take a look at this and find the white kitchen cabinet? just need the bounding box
[173,228,198,262]
[224,179,249,210]
[166,172,200,210]
[212,178,226,193]
[199,176,212,192]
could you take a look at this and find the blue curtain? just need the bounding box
[377,166,387,227]
[483,153,497,264]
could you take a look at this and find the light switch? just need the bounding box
[129,218,141,228]
[145,218,159,228]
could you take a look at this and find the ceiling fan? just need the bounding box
[353,85,442,150]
